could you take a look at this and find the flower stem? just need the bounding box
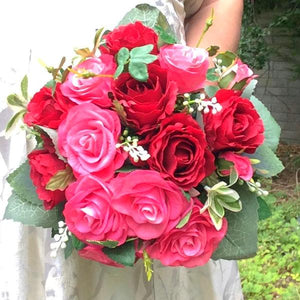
[196,8,215,48]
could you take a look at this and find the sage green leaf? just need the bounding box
[87,240,119,248]
[71,234,86,250]
[7,160,43,206]
[206,68,219,82]
[219,71,236,89]
[218,198,242,212]
[119,4,177,43]
[130,45,157,64]
[46,166,75,191]
[212,200,225,218]
[244,144,284,178]
[21,75,28,101]
[208,207,223,230]
[229,167,239,187]
[114,65,124,79]
[117,47,130,66]
[5,109,26,132]
[102,241,135,267]
[129,62,148,82]
[4,192,62,228]
[205,85,219,98]
[257,196,272,220]
[241,79,258,99]
[249,95,281,152]
[176,210,192,229]
[212,185,258,260]
[216,51,237,67]
[154,24,176,45]
[7,94,26,108]
[64,238,74,259]
[182,191,191,202]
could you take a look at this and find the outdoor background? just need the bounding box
[238,1,300,299]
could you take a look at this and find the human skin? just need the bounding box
[185,0,244,51]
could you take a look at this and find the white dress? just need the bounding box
[0,1,243,299]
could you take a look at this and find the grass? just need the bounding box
[238,144,300,300]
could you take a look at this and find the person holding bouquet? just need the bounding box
[0,0,247,299]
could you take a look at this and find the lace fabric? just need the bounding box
[0,1,243,299]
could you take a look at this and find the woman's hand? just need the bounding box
[185,0,244,51]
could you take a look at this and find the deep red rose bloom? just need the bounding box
[113,64,177,134]
[203,89,264,153]
[104,21,158,55]
[24,83,75,129]
[28,136,67,210]
[146,200,228,267]
[147,113,215,190]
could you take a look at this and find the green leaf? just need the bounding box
[116,164,138,173]
[182,191,191,202]
[244,144,284,177]
[219,71,236,89]
[229,167,239,187]
[4,192,62,228]
[102,241,135,267]
[71,234,86,250]
[112,100,127,125]
[46,166,75,191]
[206,68,219,81]
[206,45,220,57]
[208,207,223,230]
[7,161,43,206]
[205,85,220,98]
[212,200,225,218]
[87,240,119,248]
[7,94,26,108]
[117,47,130,65]
[216,51,237,67]
[249,95,281,152]
[64,238,74,259]
[241,79,258,99]
[21,75,28,100]
[93,27,104,53]
[154,24,176,45]
[119,4,177,43]
[45,79,57,96]
[257,196,272,220]
[114,65,125,79]
[5,109,26,132]
[128,62,148,82]
[130,45,157,64]
[176,210,192,229]
[212,185,259,260]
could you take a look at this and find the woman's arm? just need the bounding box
[185,0,244,51]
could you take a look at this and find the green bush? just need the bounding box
[238,193,300,299]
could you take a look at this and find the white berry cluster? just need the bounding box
[50,221,71,258]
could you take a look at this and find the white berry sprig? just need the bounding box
[50,221,71,258]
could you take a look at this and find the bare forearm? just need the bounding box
[185,0,244,51]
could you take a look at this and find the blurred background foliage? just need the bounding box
[239,0,300,73]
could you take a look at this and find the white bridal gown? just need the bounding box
[0,0,244,299]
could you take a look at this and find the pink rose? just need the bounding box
[79,244,124,267]
[110,170,192,240]
[228,59,257,90]
[64,175,128,244]
[58,103,126,180]
[61,56,116,107]
[146,201,228,267]
[159,44,209,94]
[219,151,253,181]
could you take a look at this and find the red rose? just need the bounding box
[78,244,123,267]
[24,83,75,129]
[64,175,128,244]
[110,170,192,240]
[146,200,228,267]
[28,136,67,210]
[113,64,177,134]
[104,21,158,55]
[147,113,215,190]
[203,89,264,153]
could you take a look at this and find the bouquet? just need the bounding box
[3,4,284,279]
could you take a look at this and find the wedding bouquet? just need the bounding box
[3,4,284,278]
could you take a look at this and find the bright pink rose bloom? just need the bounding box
[110,170,192,240]
[79,244,124,267]
[58,103,126,180]
[228,59,257,89]
[64,175,128,244]
[159,44,209,94]
[219,151,253,181]
[146,200,228,267]
[61,56,116,107]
